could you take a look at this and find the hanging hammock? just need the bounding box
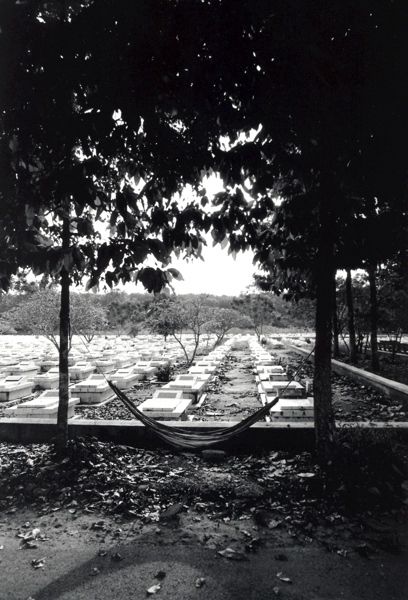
[107,380,280,450]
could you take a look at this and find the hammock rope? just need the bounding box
[107,380,280,449]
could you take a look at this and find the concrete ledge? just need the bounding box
[378,350,408,361]
[0,417,408,451]
[290,345,408,407]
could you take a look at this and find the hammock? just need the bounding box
[108,380,280,450]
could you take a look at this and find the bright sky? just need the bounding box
[167,244,255,295]
[121,241,256,296]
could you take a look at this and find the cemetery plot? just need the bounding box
[0,333,407,424]
[33,366,60,389]
[0,376,34,403]
[5,390,80,420]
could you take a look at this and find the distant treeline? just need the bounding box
[0,284,316,336]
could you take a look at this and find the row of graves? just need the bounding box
[0,332,316,425]
[137,340,232,420]
[247,336,314,422]
[0,334,231,423]
[0,335,183,421]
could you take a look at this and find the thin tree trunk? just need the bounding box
[313,200,336,465]
[56,210,70,452]
[345,269,357,363]
[367,263,380,372]
[332,272,340,357]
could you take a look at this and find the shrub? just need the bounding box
[156,363,173,382]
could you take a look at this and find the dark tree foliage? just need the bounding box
[1,0,407,460]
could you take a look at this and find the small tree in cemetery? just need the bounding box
[205,308,253,348]
[232,294,276,341]
[10,290,107,349]
[146,297,211,365]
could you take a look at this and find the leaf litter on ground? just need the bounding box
[0,437,406,557]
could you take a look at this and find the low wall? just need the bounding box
[290,345,408,407]
[0,418,408,450]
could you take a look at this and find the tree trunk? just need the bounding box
[313,200,336,465]
[332,272,340,357]
[56,210,71,452]
[367,263,380,372]
[345,269,357,363]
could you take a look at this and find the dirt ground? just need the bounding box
[1,506,407,600]
[1,435,408,600]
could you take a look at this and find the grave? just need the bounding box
[131,362,157,378]
[253,354,278,366]
[256,365,285,377]
[39,356,59,372]
[94,358,116,373]
[72,374,115,405]
[111,368,142,388]
[260,380,306,399]
[8,361,39,379]
[5,390,80,420]
[139,390,191,419]
[70,362,95,382]
[0,376,34,402]
[257,371,288,382]
[189,362,217,375]
[164,374,208,403]
[269,398,314,421]
[149,359,171,369]
[33,367,61,389]
[0,357,19,376]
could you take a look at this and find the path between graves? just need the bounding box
[194,348,261,422]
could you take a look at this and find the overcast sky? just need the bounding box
[121,241,256,296]
[167,244,255,295]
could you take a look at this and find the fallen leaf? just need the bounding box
[218,547,248,561]
[277,572,292,583]
[146,583,161,595]
[31,558,45,569]
[111,552,123,562]
[155,570,166,580]
[268,520,282,529]
[160,503,184,521]
[195,577,206,588]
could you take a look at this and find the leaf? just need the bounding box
[25,205,36,227]
[276,572,292,583]
[268,519,282,529]
[217,547,248,561]
[167,268,184,281]
[155,570,166,580]
[146,584,161,595]
[160,502,183,520]
[110,552,123,562]
[195,577,206,588]
[31,558,45,569]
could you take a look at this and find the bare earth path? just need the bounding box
[195,348,261,422]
